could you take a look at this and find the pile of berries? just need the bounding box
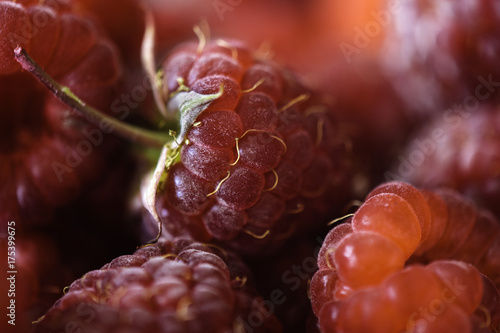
[1,0,500,332]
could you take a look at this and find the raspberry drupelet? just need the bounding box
[152,39,352,256]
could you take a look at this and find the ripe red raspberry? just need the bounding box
[310,181,500,332]
[0,0,124,227]
[382,0,500,116]
[390,106,500,218]
[35,238,282,333]
[150,39,352,256]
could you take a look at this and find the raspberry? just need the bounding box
[35,238,282,333]
[150,39,352,256]
[382,0,500,115]
[392,107,500,218]
[0,0,124,228]
[310,181,500,332]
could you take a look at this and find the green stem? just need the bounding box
[14,46,170,148]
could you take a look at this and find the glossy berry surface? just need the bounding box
[153,39,352,256]
[35,238,282,333]
[311,181,500,332]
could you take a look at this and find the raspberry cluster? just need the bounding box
[3,0,500,332]
[310,181,500,332]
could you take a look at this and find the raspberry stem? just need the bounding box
[14,46,170,148]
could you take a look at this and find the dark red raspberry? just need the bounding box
[390,107,500,217]
[310,181,500,332]
[151,39,352,256]
[0,0,125,228]
[35,238,282,333]
[382,0,500,116]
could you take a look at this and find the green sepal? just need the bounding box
[167,85,224,143]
